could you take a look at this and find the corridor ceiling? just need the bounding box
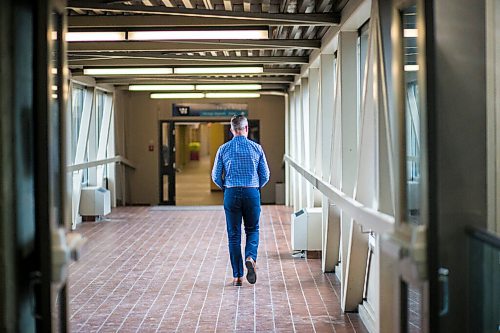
[66,0,348,91]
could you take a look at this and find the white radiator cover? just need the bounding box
[79,186,111,216]
[291,207,322,251]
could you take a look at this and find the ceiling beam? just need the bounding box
[66,2,340,26]
[68,53,309,64]
[67,39,321,52]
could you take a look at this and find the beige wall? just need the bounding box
[116,90,285,204]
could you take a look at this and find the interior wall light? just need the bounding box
[66,31,126,42]
[196,84,262,91]
[128,29,268,41]
[83,68,173,75]
[173,67,263,75]
[151,93,204,99]
[129,84,195,91]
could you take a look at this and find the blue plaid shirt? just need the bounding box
[212,136,270,189]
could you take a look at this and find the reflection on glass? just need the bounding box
[71,86,84,162]
[403,5,421,225]
[162,123,170,167]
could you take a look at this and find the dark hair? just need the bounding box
[231,114,248,131]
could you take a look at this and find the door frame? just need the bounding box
[158,119,261,205]
[35,0,69,330]
[391,0,433,331]
[159,120,176,205]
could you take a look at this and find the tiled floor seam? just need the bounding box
[94,213,187,332]
[269,207,297,333]
[135,215,203,332]
[261,213,277,331]
[73,213,175,329]
[151,213,214,332]
[194,213,228,332]
[70,208,147,270]
[213,246,232,332]
[174,211,224,332]
[70,213,165,319]
[275,205,317,333]
[69,213,153,286]
[76,213,172,330]
[114,215,196,332]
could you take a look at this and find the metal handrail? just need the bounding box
[284,154,395,234]
[466,226,500,249]
[66,155,136,172]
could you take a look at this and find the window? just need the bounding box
[402,4,421,224]
[358,20,370,142]
[95,90,106,146]
[71,85,85,163]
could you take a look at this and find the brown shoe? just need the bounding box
[245,258,257,284]
[232,277,242,286]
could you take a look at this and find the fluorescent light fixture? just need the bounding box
[51,93,58,99]
[205,92,260,98]
[196,84,262,91]
[403,29,418,38]
[66,31,126,42]
[404,65,419,71]
[151,93,204,99]
[83,68,173,75]
[174,67,263,75]
[129,84,195,91]
[52,85,58,91]
[129,29,268,41]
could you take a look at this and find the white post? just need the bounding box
[301,77,313,208]
[96,94,113,187]
[294,84,302,211]
[337,31,363,311]
[71,88,94,228]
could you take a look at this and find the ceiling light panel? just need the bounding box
[174,67,263,74]
[129,85,195,91]
[66,31,126,42]
[83,68,173,75]
[205,92,261,98]
[128,29,268,41]
[196,84,262,91]
[151,93,205,99]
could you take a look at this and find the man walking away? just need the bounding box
[211,115,270,286]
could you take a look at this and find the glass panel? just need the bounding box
[162,122,170,167]
[71,86,84,163]
[467,228,500,332]
[95,91,105,147]
[161,122,171,203]
[403,5,421,225]
[358,21,370,137]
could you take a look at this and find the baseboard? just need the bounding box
[358,300,376,333]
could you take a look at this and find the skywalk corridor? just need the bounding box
[68,206,367,332]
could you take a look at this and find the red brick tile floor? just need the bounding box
[69,205,368,333]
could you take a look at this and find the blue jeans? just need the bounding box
[223,187,261,278]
